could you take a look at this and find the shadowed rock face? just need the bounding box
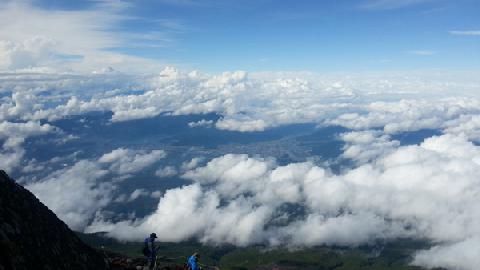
[0,170,107,270]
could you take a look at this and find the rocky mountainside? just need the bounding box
[0,170,108,270]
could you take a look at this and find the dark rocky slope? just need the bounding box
[0,170,108,270]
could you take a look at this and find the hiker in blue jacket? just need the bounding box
[187,252,201,270]
[144,233,160,270]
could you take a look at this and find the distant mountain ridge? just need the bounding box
[0,170,107,270]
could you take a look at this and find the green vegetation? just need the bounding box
[77,233,442,270]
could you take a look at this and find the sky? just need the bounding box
[2,1,480,270]
[1,0,479,72]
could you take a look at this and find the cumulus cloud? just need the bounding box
[155,166,178,177]
[0,148,25,173]
[0,120,55,172]
[98,148,166,174]
[25,147,167,230]
[413,237,480,269]
[0,121,55,148]
[188,119,214,128]
[341,130,400,164]
[26,160,112,230]
[0,37,57,70]
[181,157,204,171]
[328,98,480,134]
[92,134,480,270]
[444,114,480,141]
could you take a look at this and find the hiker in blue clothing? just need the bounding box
[187,252,201,270]
[143,233,161,270]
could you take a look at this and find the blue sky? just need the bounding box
[14,0,480,71]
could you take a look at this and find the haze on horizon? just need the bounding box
[1,1,480,270]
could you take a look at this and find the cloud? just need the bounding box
[0,121,55,148]
[128,189,150,202]
[0,121,55,172]
[151,190,163,198]
[1,68,479,136]
[0,0,168,72]
[188,119,214,128]
[340,130,400,164]
[449,30,480,36]
[284,213,390,246]
[328,98,480,134]
[92,134,480,269]
[155,166,178,177]
[413,237,480,269]
[3,66,478,270]
[444,114,480,141]
[26,160,113,230]
[0,37,57,70]
[0,67,478,183]
[98,148,166,174]
[0,147,25,173]
[181,157,204,171]
[25,147,167,230]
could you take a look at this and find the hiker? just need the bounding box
[144,233,160,270]
[187,252,201,270]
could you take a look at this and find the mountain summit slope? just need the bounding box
[0,170,107,270]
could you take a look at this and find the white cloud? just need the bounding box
[98,148,166,174]
[1,68,479,136]
[0,37,57,70]
[0,121,55,148]
[155,166,178,177]
[188,119,214,128]
[328,98,480,134]
[0,0,167,72]
[0,147,25,173]
[341,130,400,164]
[0,120,55,173]
[151,190,163,198]
[92,134,480,270]
[444,114,480,141]
[181,157,204,171]
[128,189,150,202]
[285,213,390,246]
[26,160,113,230]
[413,237,480,269]
[25,147,167,230]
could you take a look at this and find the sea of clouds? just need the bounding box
[1,67,480,269]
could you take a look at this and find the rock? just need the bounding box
[0,170,107,270]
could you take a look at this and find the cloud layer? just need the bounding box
[90,134,480,270]
[0,67,479,270]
